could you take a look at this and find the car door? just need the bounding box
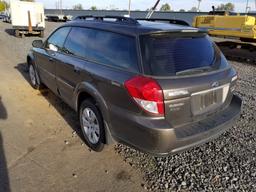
[55,27,87,107]
[34,27,71,94]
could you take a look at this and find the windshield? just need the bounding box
[140,33,220,76]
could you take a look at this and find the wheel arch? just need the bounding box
[75,82,114,144]
[27,51,35,65]
[26,52,36,72]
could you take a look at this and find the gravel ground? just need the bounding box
[1,21,255,191]
[116,62,256,191]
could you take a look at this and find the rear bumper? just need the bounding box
[111,95,242,156]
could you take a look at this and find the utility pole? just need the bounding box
[128,0,131,16]
[60,0,63,15]
[56,0,59,10]
[197,0,202,12]
[4,1,7,12]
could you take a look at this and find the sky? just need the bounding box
[9,0,256,12]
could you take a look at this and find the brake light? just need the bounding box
[124,76,164,115]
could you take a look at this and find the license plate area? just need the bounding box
[191,84,230,116]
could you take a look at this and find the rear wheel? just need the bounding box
[15,29,20,38]
[79,99,105,152]
[39,30,44,38]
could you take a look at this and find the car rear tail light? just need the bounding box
[124,76,164,115]
[231,74,238,92]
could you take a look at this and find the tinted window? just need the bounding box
[63,28,85,58]
[140,34,219,76]
[63,27,139,72]
[46,27,70,50]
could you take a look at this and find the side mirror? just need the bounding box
[32,40,43,48]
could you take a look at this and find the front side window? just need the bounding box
[46,27,71,51]
[63,27,139,72]
[62,27,86,57]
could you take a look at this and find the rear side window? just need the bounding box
[46,27,70,50]
[63,27,139,72]
[140,33,219,76]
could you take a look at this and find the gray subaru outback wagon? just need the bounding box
[27,16,242,156]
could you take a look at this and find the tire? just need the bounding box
[240,38,256,43]
[15,29,20,38]
[79,99,105,152]
[28,63,42,89]
[39,30,44,38]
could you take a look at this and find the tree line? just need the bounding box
[72,2,235,12]
[0,1,235,12]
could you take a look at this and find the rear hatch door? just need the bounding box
[140,32,236,127]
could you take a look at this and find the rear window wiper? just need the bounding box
[176,66,212,76]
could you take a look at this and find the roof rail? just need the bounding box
[136,18,190,26]
[73,15,139,25]
[74,15,93,20]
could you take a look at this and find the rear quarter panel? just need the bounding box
[74,61,142,138]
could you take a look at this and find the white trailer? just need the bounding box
[10,0,45,38]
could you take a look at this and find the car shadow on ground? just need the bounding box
[15,63,85,142]
[0,133,10,192]
[0,96,7,120]
[0,99,10,192]
[5,28,15,37]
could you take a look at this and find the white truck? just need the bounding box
[10,0,45,38]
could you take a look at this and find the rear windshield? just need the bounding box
[140,33,219,76]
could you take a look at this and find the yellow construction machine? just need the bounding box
[193,9,256,42]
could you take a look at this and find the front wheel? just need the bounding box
[79,99,105,152]
[28,64,42,89]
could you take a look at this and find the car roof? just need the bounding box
[63,19,197,36]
